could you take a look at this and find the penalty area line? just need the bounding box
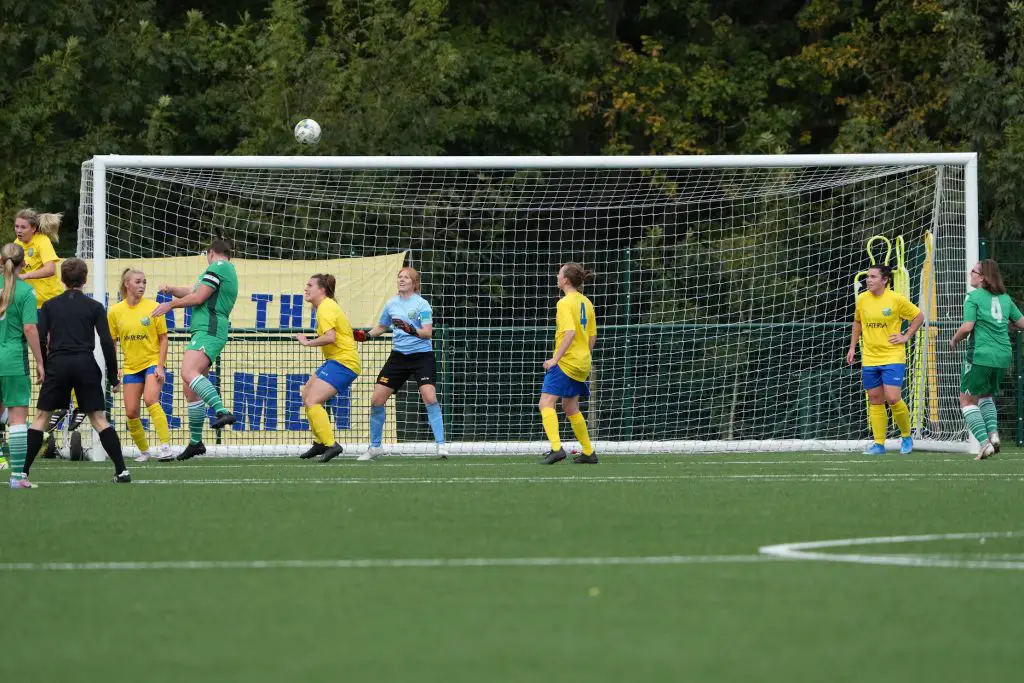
[759,531,1024,570]
[0,554,775,573]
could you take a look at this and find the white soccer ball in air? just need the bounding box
[294,118,322,145]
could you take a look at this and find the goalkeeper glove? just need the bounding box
[353,329,369,342]
[391,317,418,336]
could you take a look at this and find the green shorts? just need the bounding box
[960,361,1004,397]
[186,333,228,364]
[0,374,32,408]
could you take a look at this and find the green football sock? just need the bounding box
[189,376,226,414]
[977,397,999,435]
[188,400,206,445]
[8,425,27,475]
[961,405,989,444]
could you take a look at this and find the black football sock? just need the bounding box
[99,426,127,475]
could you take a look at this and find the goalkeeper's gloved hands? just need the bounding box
[391,317,417,336]
[353,329,369,342]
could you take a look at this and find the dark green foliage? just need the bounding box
[0,1,1023,253]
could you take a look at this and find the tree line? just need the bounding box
[2,0,1023,291]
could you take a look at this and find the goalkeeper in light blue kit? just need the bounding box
[949,259,1024,460]
[353,267,448,459]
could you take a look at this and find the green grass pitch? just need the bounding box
[3,450,1023,682]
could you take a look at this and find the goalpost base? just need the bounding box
[117,438,973,458]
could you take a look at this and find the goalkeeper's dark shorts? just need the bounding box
[376,351,436,391]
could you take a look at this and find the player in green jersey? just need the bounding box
[0,243,45,488]
[152,238,239,460]
[950,259,1024,460]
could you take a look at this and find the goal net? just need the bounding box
[77,155,977,455]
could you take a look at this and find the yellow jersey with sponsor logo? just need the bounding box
[555,291,597,382]
[108,298,168,374]
[15,233,62,306]
[854,289,920,366]
[316,297,361,375]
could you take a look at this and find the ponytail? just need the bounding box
[16,208,62,244]
[561,263,596,289]
[0,243,26,317]
[310,273,336,299]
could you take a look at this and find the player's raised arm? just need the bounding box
[158,284,192,299]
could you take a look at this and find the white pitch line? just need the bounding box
[759,531,1024,570]
[0,554,772,573]
[34,472,1024,486]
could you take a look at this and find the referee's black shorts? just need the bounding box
[37,353,106,412]
[376,351,436,391]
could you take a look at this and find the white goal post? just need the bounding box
[78,153,978,456]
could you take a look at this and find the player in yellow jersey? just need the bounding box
[13,208,63,308]
[108,268,172,462]
[847,264,924,455]
[14,208,67,458]
[296,274,361,463]
[539,263,598,464]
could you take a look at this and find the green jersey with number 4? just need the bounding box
[190,259,238,339]
[963,288,1022,369]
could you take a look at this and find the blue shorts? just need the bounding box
[541,365,590,398]
[123,365,158,384]
[315,360,358,394]
[862,363,906,390]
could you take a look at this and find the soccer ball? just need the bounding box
[294,118,322,145]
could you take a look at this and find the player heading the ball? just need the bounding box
[152,237,239,460]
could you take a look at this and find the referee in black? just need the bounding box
[22,258,131,483]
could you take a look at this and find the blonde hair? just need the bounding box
[399,267,421,292]
[16,208,62,243]
[1,243,26,317]
[119,267,145,300]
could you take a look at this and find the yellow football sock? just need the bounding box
[869,403,888,444]
[567,412,593,455]
[146,402,170,445]
[305,404,335,446]
[127,417,149,453]
[540,407,561,451]
[890,399,911,438]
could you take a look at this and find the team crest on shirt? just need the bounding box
[882,308,892,316]
[26,248,35,257]
[141,317,151,326]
